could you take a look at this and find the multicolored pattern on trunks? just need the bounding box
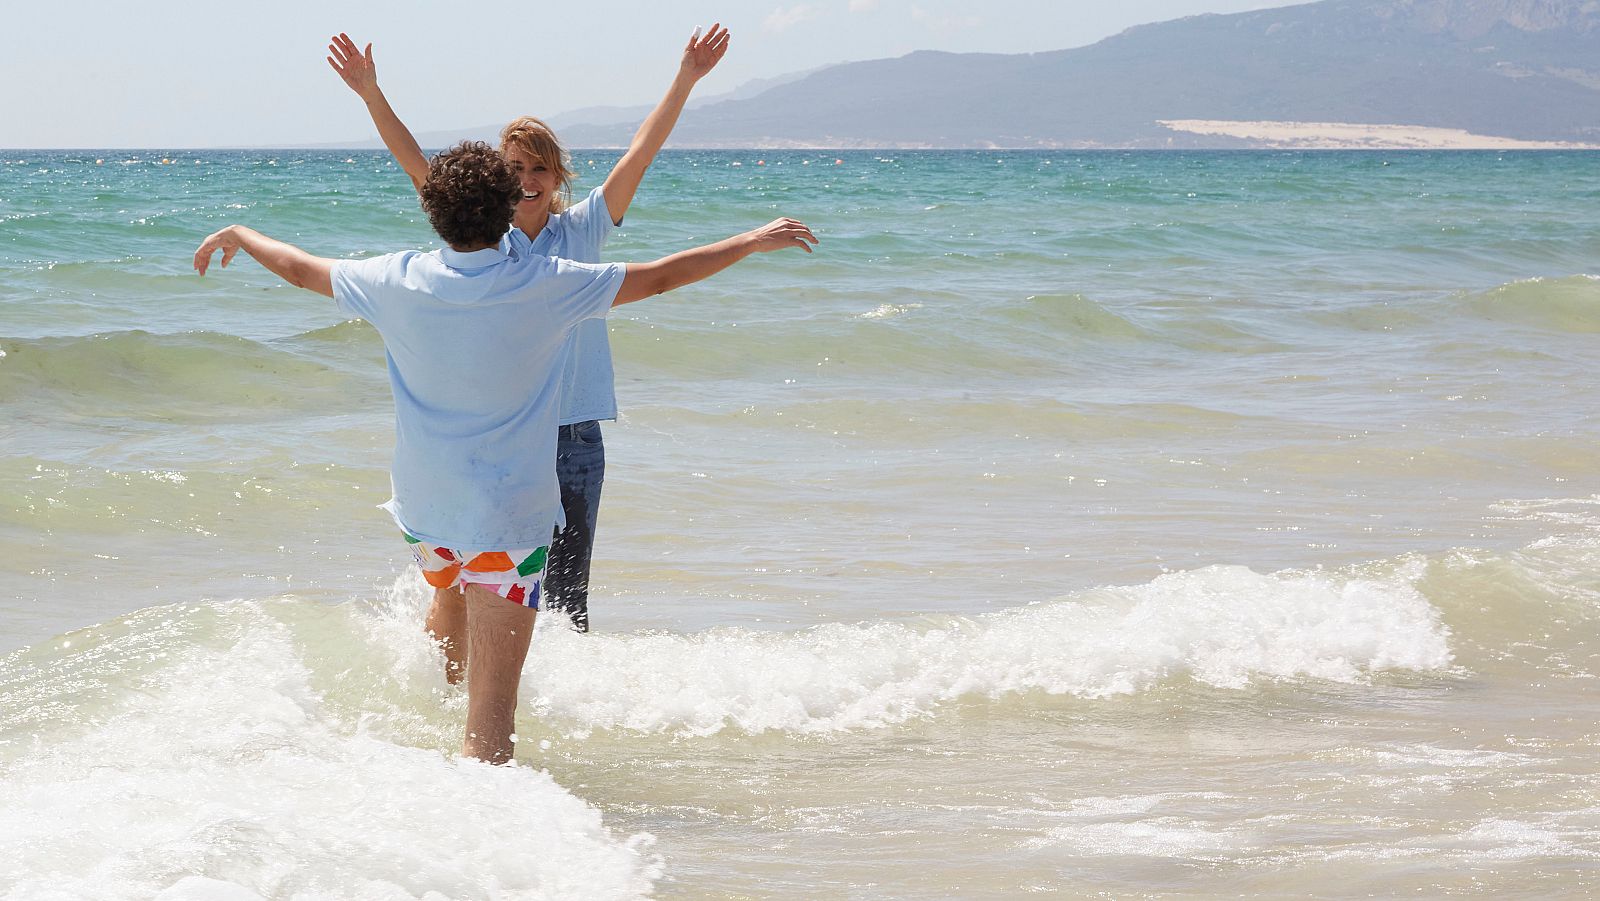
[404,533,549,609]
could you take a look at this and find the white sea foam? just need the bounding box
[1022,819,1246,858]
[0,605,659,901]
[1364,743,1539,770]
[499,561,1452,737]
[1453,819,1598,861]
[858,302,922,319]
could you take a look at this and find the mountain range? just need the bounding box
[362,0,1600,150]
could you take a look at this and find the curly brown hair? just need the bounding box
[419,141,520,250]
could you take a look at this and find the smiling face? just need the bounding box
[504,145,559,221]
[498,116,575,235]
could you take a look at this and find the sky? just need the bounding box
[0,0,1317,148]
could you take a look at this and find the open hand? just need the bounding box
[745,218,818,254]
[327,33,379,99]
[193,226,241,276]
[681,24,730,81]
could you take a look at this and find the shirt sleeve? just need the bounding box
[564,185,616,254]
[536,258,626,328]
[330,254,398,323]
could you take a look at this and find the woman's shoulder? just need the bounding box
[557,185,607,223]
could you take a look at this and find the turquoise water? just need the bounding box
[3,150,1600,898]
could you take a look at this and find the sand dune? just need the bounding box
[1160,119,1600,150]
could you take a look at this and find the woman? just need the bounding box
[328,26,731,639]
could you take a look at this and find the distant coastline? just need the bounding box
[1159,120,1600,150]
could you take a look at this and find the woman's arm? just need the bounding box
[327,33,430,193]
[602,24,731,225]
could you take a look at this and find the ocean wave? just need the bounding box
[0,456,388,538]
[610,315,1013,379]
[0,604,659,900]
[283,319,384,350]
[0,330,382,421]
[611,293,1174,381]
[461,560,1455,738]
[624,395,1258,443]
[4,552,1468,751]
[1461,275,1600,332]
[1298,299,1434,333]
[501,527,1600,738]
[995,293,1148,340]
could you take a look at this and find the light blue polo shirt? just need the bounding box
[332,245,624,549]
[502,185,618,424]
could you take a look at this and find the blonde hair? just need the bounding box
[498,116,576,214]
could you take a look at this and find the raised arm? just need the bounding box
[327,33,430,193]
[601,24,731,225]
[193,226,336,298]
[616,217,816,305]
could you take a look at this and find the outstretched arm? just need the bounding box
[193,226,336,298]
[616,217,816,305]
[602,24,731,225]
[327,33,430,193]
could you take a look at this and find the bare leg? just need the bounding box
[426,587,468,685]
[462,584,537,764]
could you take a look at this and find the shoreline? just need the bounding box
[1158,119,1600,150]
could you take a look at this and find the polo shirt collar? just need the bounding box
[439,245,508,269]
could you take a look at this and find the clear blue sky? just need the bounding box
[0,0,1315,148]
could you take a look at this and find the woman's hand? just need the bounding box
[327,33,381,101]
[681,24,731,82]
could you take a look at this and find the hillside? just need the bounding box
[541,0,1600,148]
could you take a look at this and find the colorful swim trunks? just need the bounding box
[404,534,549,609]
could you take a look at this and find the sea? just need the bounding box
[1,148,1598,899]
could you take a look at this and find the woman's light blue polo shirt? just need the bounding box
[332,245,624,549]
[503,186,618,425]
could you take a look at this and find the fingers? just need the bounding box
[759,218,818,253]
[792,224,818,252]
[689,23,729,56]
[789,219,818,251]
[193,242,214,276]
[326,33,366,74]
[706,25,730,56]
[193,228,240,275]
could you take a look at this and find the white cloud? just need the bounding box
[764,4,819,32]
[849,0,880,11]
[910,5,981,31]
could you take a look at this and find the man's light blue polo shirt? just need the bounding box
[502,185,618,425]
[331,245,624,549]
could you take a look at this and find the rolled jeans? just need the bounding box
[545,419,605,631]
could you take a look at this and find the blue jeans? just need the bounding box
[545,419,605,631]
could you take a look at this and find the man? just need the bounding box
[194,141,816,763]
[326,26,733,632]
